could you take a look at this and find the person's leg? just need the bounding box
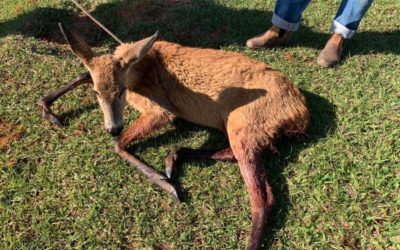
[247,0,311,48]
[318,0,374,67]
[331,0,374,39]
[273,0,311,32]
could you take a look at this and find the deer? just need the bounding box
[37,1,309,249]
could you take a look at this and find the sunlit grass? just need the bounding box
[0,0,399,249]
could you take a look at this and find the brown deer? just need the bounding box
[38,3,308,249]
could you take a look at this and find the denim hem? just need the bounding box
[271,13,300,32]
[330,20,356,39]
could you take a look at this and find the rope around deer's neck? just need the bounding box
[71,0,124,44]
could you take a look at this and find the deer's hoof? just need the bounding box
[165,148,180,180]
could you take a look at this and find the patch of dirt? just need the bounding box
[155,243,173,250]
[15,4,25,15]
[117,1,161,23]
[73,122,88,137]
[283,51,295,61]
[6,159,17,168]
[0,120,23,151]
[117,0,192,24]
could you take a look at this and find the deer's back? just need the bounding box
[151,42,308,138]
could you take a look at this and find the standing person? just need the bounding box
[246,0,374,67]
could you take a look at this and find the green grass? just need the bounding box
[1,0,399,249]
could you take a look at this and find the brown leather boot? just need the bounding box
[317,33,345,68]
[246,25,294,49]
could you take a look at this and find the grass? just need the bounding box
[0,0,399,249]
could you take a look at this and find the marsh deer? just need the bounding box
[38,3,308,249]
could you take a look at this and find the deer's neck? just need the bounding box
[125,50,157,89]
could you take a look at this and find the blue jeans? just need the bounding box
[272,0,374,39]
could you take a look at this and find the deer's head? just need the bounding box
[60,24,158,136]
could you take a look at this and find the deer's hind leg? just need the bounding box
[228,128,275,250]
[38,72,92,126]
[164,147,236,179]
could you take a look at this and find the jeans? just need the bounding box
[272,0,374,39]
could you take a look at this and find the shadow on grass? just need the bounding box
[261,90,337,247]
[0,0,399,56]
[58,103,98,126]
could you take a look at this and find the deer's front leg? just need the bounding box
[115,111,180,201]
[38,72,92,126]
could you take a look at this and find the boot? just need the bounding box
[317,33,345,68]
[246,25,293,49]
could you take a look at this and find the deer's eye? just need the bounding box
[93,90,100,97]
[119,88,126,98]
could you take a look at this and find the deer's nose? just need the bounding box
[107,126,123,137]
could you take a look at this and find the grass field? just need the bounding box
[0,0,399,249]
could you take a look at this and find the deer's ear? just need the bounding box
[59,23,95,68]
[116,31,159,68]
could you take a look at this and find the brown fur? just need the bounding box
[61,28,309,250]
[120,41,308,143]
